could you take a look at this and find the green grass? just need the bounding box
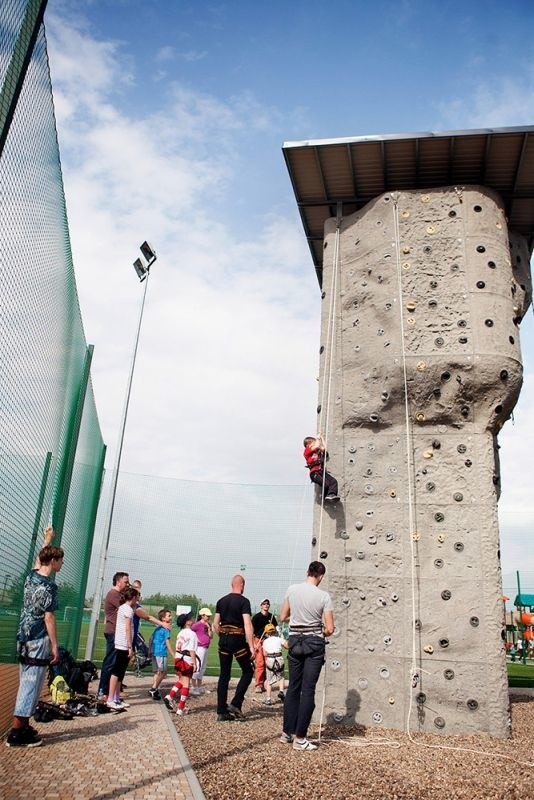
[507,661,534,688]
[76,620,241,678]
[5,614,531,687]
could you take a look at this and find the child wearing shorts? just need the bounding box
[149,608,174,700]
[262,623,288,705]
[164,612,199,716]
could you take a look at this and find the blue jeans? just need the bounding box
[14,637,51,718]
[283,635,325,738]
[98,632,116,695]
[217,633,253,714]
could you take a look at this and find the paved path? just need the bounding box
[0,674,206,800]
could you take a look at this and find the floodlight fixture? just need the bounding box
[86,239,158,660]
[133,257,147,282]
[140,240,157,265]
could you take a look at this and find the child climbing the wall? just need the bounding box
[303,433,340,502]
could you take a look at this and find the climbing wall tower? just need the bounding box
[284,128,534,737]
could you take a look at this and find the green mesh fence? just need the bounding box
[83,471,313,668]
[0,0,105,702]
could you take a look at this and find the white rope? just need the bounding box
[317,221,341,554]
[315,733,533,766]
[403,735,534,767]
[285,478,313,590]
[326,736,402,749]
[316,220,341,743]
[390,197,420,735]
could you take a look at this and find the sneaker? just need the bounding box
[279,732,293,744]
[262,697,273,705]
[189,687,201,696]
[216,711,236,722]
[164,695,175,711]
[293,738,317,751]
[176,708,189,716]
[116,700,130,709]
[324,494,340,503]
[278,691,285,701]
[106,700,123,711]
[148,688,161,700]
[228,703,244,719]
[6,728,43,748]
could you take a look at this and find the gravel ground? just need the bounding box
[174,684,533,800]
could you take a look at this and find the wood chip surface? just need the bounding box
[175,686,533,800]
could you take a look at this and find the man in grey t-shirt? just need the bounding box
[279,561,334,751]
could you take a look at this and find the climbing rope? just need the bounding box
[316,217,342,742]
[391,195,420,736]
[317,217,341,555]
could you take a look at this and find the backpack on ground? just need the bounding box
[49,675,74,704]
[48,646,96,696]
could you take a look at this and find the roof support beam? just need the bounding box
[313,146,328,200]
[513,133,529,192]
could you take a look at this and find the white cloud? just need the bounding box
[45,10,319,489]
[155,45,175,63]
[437,65,534,129]
[178,49,207,63]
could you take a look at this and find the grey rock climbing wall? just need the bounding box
[313,186,532,737]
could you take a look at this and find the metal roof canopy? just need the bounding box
[282,126,534,284]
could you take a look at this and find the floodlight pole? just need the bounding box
[85,247,156,660]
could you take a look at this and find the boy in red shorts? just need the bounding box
[164,612,198,716]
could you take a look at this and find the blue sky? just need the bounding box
[45,0,534,597]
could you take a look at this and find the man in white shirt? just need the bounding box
[279,561,334,751]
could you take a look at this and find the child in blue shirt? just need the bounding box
[148,609,173,700]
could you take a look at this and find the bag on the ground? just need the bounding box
[63,698,94,716]
[34,699,74,721]
[48,647,97,696]
[49,676,74,704]
[33,701,55,722]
